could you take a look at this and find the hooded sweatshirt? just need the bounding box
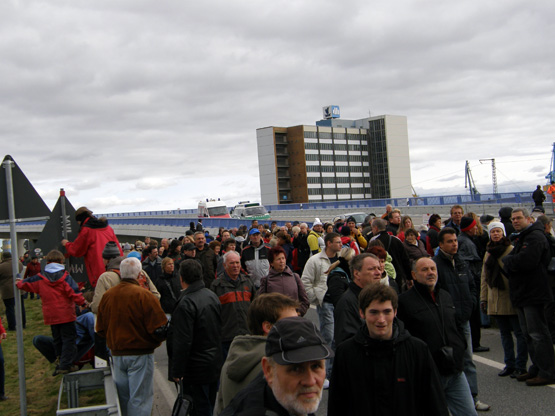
[214,335,266,414]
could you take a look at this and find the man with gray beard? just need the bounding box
[221,316,332,416]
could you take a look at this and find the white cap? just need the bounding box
[487,221,506,237]
[313,218,323,226]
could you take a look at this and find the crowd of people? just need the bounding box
[1,200,554,415]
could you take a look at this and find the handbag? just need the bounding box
[172,380,193,416]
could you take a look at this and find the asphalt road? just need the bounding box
[152,308,555,415]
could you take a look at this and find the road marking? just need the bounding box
[473,354,555,390]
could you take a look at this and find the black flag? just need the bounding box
[31,191,88,284]
[0,155,50,221]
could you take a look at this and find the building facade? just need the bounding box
[256,113,412,205]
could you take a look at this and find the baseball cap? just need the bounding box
[249,228,261,236]
[266,316,333,365]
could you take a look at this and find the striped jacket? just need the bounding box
[210,272,256,342]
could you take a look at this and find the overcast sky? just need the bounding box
[1,0,553,214]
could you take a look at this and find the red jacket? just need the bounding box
[17,268,86,325]
[341,236,360,255]
[24,261,41,279]
[64,217,122,287]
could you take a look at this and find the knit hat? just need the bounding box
[346,216,356,224]
[460,217,476,232]
[487,222,506,237]
[102,241,120,260]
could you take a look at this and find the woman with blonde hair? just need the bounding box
[396,215,413,242]
[323,247,355,307]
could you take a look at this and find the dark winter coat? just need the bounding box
[168,280,222,383]
[197,245,218,290]
[533,188,546,205]
[372,231,412,288]
[426,225,441,256]
[324,258,352,307]
[503,221,552,307]
[154,272,182,314]
[404,239,429,262]
[398,282,467,375]
[434,250,477,325]
[142,256,163,283]
[328,320,448,416]
[334,282,363,347]
[499,207,516,236]
[221,373,316,416]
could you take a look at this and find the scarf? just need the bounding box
[484,237,510,289]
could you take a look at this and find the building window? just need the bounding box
[304,131,317,138]
[306,166,321,172]
[304,142,318,150]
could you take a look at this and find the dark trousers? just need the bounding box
[182,381,218,416]
[517,305,555,379]
[496,315,528,370]
[33,334,93,365]
[545,287,555,344]
[3,296,26,330]
[51,322,77,369]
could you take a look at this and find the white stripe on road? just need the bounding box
[473,354,555,390]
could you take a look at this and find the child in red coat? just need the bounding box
[17,250,88,375]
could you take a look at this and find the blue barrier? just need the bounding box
[94,191,533,218]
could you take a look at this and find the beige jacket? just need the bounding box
[480,246,516,315]
[91,269,160,314]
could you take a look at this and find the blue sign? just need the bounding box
[323,105,340,119]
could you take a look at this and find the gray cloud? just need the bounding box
[1,1,553,213]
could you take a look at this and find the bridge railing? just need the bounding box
[96,191,533,218]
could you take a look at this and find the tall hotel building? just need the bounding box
[256,107,412,205]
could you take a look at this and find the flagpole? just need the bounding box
[2,156,27,415]
[60,188,70,272]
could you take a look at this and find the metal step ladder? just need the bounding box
[56,362,121,416]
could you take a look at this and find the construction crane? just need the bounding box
[479,158,498,194]
[465,160,480,198]
[546,142,555,184]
